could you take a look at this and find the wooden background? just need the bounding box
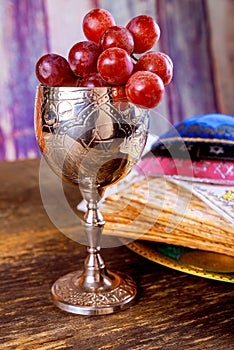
[0,0,233,160]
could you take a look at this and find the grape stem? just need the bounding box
[131,54,138,63]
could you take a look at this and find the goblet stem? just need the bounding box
[81,200,110,292]
[51,194,137,315]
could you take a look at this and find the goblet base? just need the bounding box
[51,270,137,315]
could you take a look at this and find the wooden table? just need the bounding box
[0,159,233,350]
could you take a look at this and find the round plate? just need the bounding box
[123,240,234,283]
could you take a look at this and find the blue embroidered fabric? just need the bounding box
[151,114,234,161]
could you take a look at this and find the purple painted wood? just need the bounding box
[156,0,218,125]
[0,0,232,161]
[0,0,50,160]
[0,128,5,160]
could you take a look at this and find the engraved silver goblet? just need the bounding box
[35,86,149,315]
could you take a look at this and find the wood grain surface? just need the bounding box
[0,159,234,350]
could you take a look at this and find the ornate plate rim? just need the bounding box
[121,239,234,283]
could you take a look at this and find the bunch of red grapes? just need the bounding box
[35,8,173,109]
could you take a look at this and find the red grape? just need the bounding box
[83,8,116,44]
[62,73,81,87]
[112,86,129,110]
[135,51,173,86]
[112,86,127,101]
[160,52,173,69]
[100,26,134,55]
[79,73,108,87]
[97,47,133,85]
[35,53,74,86]
[125,71,164,108]
[126,15,160,54]
[68,41,101,77]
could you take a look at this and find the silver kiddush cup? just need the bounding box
[35,86,149,315]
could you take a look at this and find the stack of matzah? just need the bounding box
[102,177,234,257]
